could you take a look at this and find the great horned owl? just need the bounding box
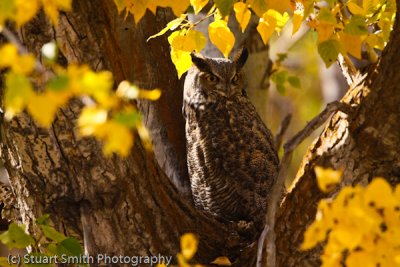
[183,48,279,231]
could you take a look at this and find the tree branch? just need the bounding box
[261,100,351,267]
[274,114,292,151]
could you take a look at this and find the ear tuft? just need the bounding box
[191,52,211,73]
[233,47,248,69]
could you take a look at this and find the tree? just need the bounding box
[0,0,399,266]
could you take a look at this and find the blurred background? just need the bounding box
[251,22,347,186]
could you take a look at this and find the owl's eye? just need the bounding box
[205,73,218,82]
[232,74,239,84]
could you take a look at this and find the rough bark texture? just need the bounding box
[275,3,400,266]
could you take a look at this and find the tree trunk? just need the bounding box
[275,2,400,265]
[0,0,399,266]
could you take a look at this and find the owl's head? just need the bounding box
[184,48,249,105]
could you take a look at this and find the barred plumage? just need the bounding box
[183,48,279,231]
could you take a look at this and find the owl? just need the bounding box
[183,48,279,232]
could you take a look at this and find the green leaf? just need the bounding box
[344,15,368,35]
[271,70,288,94]
[41,225,67,242]
[271,70,288,84]
[318,39,341,67]
[4,72,33,119]
[113,111,142,128]
[36,214,50,225]
[0,223,34,249]
[44,243,58,255]
[249,0,268,17]
[317,7,337,24]
[276,53,288,64]
[288,76,301,88]
[215,0,235,17]
[56,238,83,257]
[47,75,69,92]
[0,0,15,26]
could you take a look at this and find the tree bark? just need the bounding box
[275,2,400,265]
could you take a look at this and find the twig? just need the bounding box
[283,101,350,153]
[256,225,269,267]
[0,26,27,54]
[274,114,292,151]
[262,101,350,267]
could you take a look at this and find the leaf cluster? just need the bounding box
[305,168,400,267]
[0,215,84,267]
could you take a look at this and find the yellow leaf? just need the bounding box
[116,80,140,99]
[136,123,151,150]
[80,70,114,106]
[139,89,161,100]
[4,72,33,120]
[0,44,36,74]
[168,29,206,77]
[234,2,251,32]
[0,44,18,68]
[268,10,289,33]
[177,253,191,267]
[27,91,70,127]
[363,0,381,16]
[347,2,366,15]
[330,226,363,250]
[124,0,149,24]
[339,32,363,59]
[12,54,36,74]
[257,15,276,44]
[321,239,344,267]
[292,9,304,35]
[169,0,190,16]
[96,121,133,156]
[191,0,208,14]
[257,9,289,44]
[0,0,15,26]
[211,256,232,266]
[41,0,72,25]
[180,233,198,260]
[301,221,328,250]
[170,49,192,78]
[316,22,335,43]
[346,251,377,267]
[314,166,342,192]
[170,29,207,52]
[208,19,235,58]
[15,0,39,26]
[113,0,125,13]
[78,107,108,136]
[364,177,396,208]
